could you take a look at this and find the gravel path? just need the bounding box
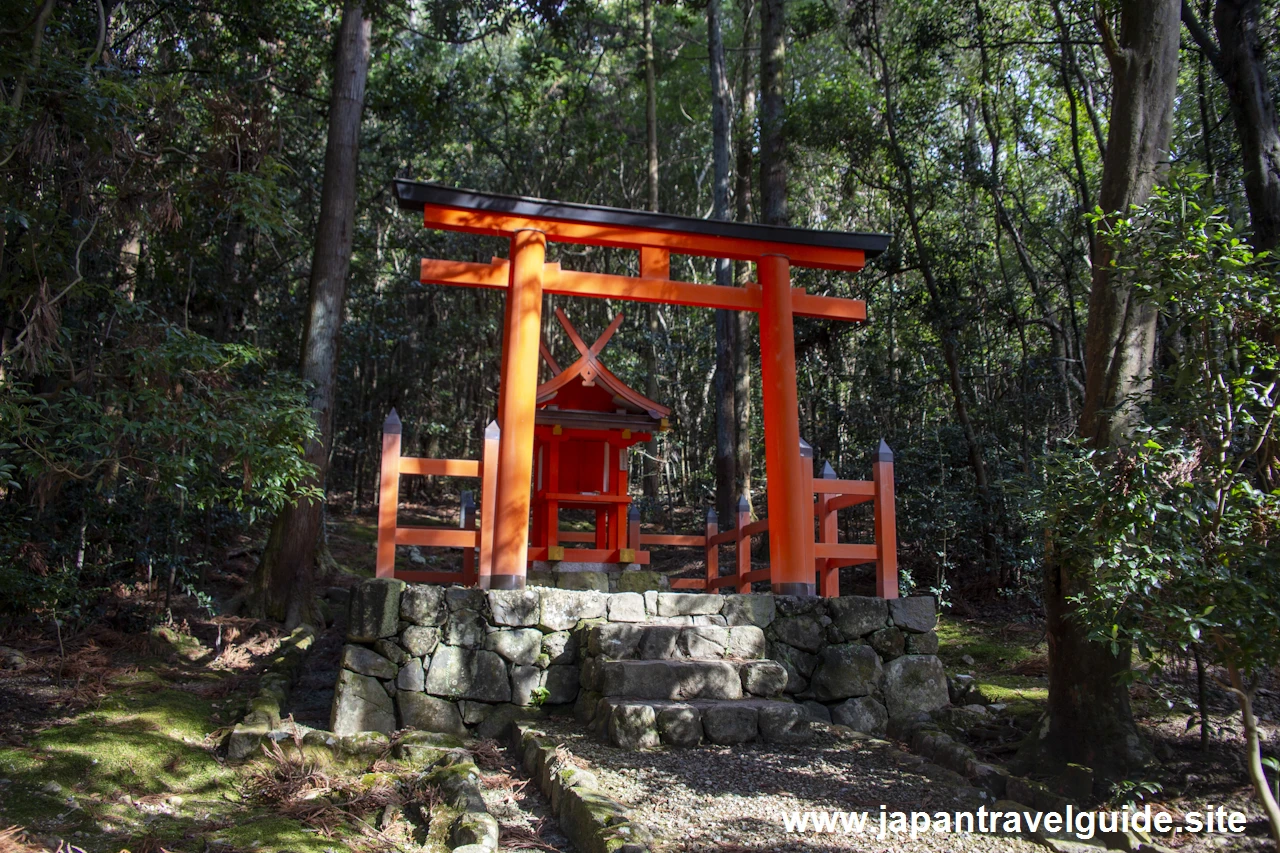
[536,720,1048,852]
[480,752,574,851]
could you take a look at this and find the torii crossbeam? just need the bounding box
[393,180,891,595]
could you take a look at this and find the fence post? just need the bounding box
[461,491,477,586]
[736,494,751,594]
[622,504,640,565]
[799,438,815,592]
[478,420,500,588]
[705,507,719,592]
[376,409,402,579]
[817,461,839,597]
[873,439,899,599]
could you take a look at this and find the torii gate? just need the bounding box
[391,180,891,595]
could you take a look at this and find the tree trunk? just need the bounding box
[642,0,662,501]
[708,0,737,526]
[734,0,757,512]
[1182,0,1280,252]
[253,0,371,627]
[1043,0,1180,778]
[759,0,786,226]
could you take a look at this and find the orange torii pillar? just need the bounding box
[490,229,546,589]
[757,254,816,596]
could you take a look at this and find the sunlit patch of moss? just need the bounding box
[214,811,355,853]
[936,616,1043,671]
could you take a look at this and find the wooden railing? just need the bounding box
[376,410,498,585]
[654,439,898,598]
[377,410,897,598]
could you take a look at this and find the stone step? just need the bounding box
[585,696,813,749]
[585,658,788,701]
[584,622,766,661]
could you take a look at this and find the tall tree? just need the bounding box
[1181,0,1280,252]
[1042,0,1181,776]
[733,0,757,512]
[254,0,372,626]
[759,0,786,225]
[708,0,737,526]
[642,0,662,501]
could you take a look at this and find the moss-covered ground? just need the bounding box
[0,631,372,853]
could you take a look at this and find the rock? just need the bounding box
[401,625,440,657]
[589,623,644,659]
[948,673,977,704]
[341,645,398,680]
[396,659,425,692]
[702,704,758,744]
[399,584,444,627]
[961,653,976,666]
[444,609,487,648]
[539,589,606,632]
[579,656,603,691]
[831,696,888,736]
[574,690,602,724]
[774,595,826,617]
[331,669,396,735]
[510,665,543,706]
[488,589,540,626]
[600,660,743,700]
[0,647,28,670]
[484,628,543,665]
[726,626,767,659]
[459,701,494,726]
[374,639,409,665]
[888,597,936,633]
[348,579,406,642]
[802,700,832,723]
[449,811,500,849]
[827,596,888,639]
[541,631,577,666]
[617,571,665,594]
[608,702,659,749]
[758,702,812,744]
[771,615,824,653]
[882,655,949,717]
[638,626,680,659]
[810,643,883,701]
[425,646,512,703]
[445,587,486,612]
[556,571,610,592]
[544,665,579,704]
[722,594,776,628]
[740,661,788,697]
[476,703,543,741]
[607,592,646,622]
[656,705,703,746]
[655,593,724,617]
[397,692,467,736]
[678,626,729,659]
[904,630,939,655]
[869,627,906,661]
[769,642,818,693]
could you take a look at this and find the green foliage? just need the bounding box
[0,303,319,619]
[1047,174,1280,680]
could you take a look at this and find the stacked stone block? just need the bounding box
[331,579,948,744]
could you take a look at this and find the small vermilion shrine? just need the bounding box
[531,308,668,566]
[375,181,899,599]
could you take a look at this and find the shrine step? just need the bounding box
[584,623,767,661]
[585,658,788,701]
[582,696,813,748]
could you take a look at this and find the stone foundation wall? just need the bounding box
[330,578,948,738]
